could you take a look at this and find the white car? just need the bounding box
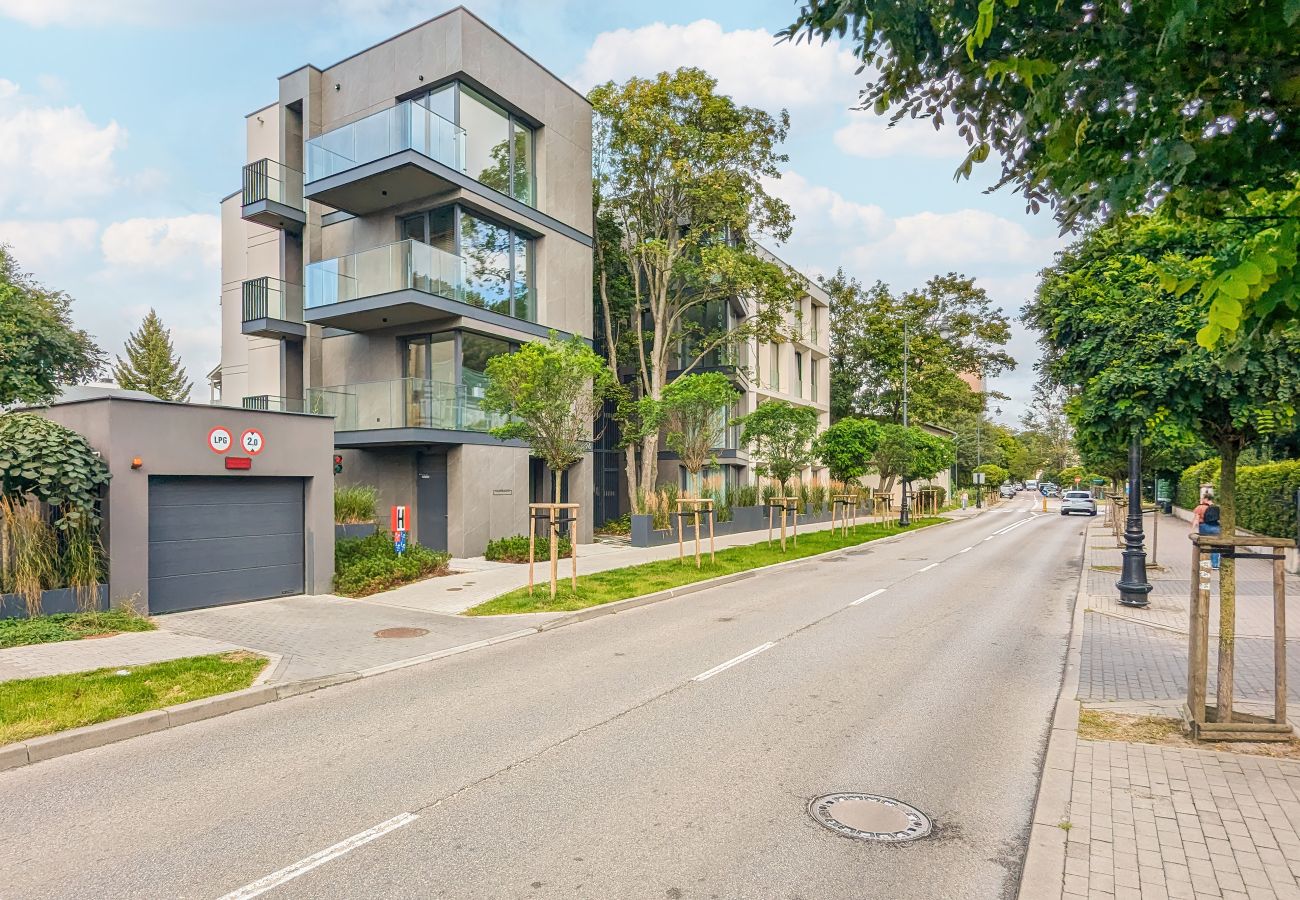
[1060,490,1097,516]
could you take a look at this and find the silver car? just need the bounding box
[1060,490,1097,516]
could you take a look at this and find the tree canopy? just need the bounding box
[661,372,740,482]
[824,270,1013,423]
[813,416,882,483]
[0,247,103,407]
[0,412,110,527]
[591,67,804,508]
[783,1,1300,346]
[737,401,820,491]
[872,424,956,492]
[113,309,192,402]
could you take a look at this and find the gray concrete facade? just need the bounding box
[35,396,335,613]
[216,7,595,556]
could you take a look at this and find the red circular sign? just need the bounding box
[240,429,266,456]
[208,426,233,454]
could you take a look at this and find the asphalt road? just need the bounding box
[0,495,1083,900]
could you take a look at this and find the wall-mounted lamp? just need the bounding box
[335,83,341,91]
[130,457,143,470]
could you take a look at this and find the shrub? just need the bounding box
[0,496,57,615]
[0,413,109,528]
[1177,458,1220,509]
[485,533,573,563]
[334,484,378,524]
[333,530,449,597]
[1236,461,1300,540]
[596,514,631,535]
[808,482,827,515]
[733,484,758,508]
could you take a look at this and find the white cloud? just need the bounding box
[0,81,125,213]
[834,110,969,160]
[571,19,862,117]
[101,214,220,272]
[853,209,1063,270]
[765,170,888,238]
[0,218,98,268]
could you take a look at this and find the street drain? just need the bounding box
[374,627,429,639]
[809,793,932,843]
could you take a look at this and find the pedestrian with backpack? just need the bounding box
[1193,493,1222,569]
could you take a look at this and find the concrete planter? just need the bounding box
[335,523,378,541]
[0,584,108,619]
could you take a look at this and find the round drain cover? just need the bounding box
[374,627,429,639]
[809,793,932,843]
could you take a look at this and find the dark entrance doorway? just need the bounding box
[417,451,448,552]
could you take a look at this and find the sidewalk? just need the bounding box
[0,630,245,683]
[1022,508,1300,900]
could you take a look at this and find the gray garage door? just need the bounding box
[148,476,305,614]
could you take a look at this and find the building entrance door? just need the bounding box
[417,451,448,552]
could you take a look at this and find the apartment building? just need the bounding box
[593,244,831,520]
[214,7,594,555]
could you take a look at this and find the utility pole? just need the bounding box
[899,322,911,527]
[974,401,983,509]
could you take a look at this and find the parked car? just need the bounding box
[1040,483,1060,497]
[1025,480,1039,491]
[999,485,1016,499]
[1060,490,1098,516]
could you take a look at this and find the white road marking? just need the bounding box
[918,563,938,572]
[984,536,995,541]
[850,588,886,606]
[217,813,419,900]
[960,546,973,553]
[692,642,775,682]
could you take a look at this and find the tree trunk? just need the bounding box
[639,431,660,498]
[624,444,640,514]
[1215,444,1239,722]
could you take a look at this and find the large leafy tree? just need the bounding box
[483,335,615,502]
[1027,214,1300,722]
[872,424,956,495]
[737,401,820,493]
[813,416,882,483]
[661,372,740,491]
[0,247,103,406]
[113,309,192,402]
[825,270,1014,423]
[592,68,803,509]
[783,1,1300,347]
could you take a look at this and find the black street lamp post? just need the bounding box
[1116,432,1152,607]
[899,323,911,527]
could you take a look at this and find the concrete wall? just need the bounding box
[35,398,335,613]
[446,443,530,556]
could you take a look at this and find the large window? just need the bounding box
[400,205,535,322]
[416,82,535,206]
[677,298,732,369]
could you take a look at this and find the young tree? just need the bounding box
[784,2,1300,346]
[973,463,1009,489]
[113,309,192,402]
[660,372,740,493]
[813,416,882,484]
[0,246,103,406]
[591,68,804,509]
[482,335,615,503]
[1027,213,1300,721]
[737,401,820,494]
[872,424,956,496]
[824,271,1014,423]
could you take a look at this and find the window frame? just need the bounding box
[415,80,536,206]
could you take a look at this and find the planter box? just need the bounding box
[335,523,378,540]
[1,584,108,620]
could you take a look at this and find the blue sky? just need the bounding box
[0,0,1064,422]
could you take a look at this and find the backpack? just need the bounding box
[1203,505,1220,525]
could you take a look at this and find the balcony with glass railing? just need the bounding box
[241,277,305,339]
[303,101,467,216]
[305,377,506,439]
[241,159,305,232]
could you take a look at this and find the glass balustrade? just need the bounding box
[305,101,466,183]
[242,159,304,209]
[241,277,304,323]
[305,378,506,434]
[305,239,465,310]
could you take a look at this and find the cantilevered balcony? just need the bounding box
[303,101,466,216]
[241,277,306,340]
[240,395,305,413]
[241,159,305,232]
[303,238,546,336]
[305,377,508,448]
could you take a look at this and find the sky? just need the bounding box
[0,0,1067,424]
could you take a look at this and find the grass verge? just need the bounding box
[1079,709,1300,759]
[0,610,155,649]
[0,651,266,745]
[465,517,947,616]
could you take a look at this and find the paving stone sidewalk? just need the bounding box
[0,630,242,683]
[1024,508,1300,900]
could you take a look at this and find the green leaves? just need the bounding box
[660,372,741,475]
[736,401,820,489]
[112,309,191,401]
[0,413,110,527]
[813,416,882,482]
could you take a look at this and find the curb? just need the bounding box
[1017,520,1094,899]
[1,518,956,775]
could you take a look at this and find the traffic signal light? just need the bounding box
[333,454,343,475]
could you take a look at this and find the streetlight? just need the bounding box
[899,322,911,527]
[1116,431,1152,607]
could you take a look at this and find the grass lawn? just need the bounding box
[0,651,267,745]
[0,610,155,649]
[465,517,947,616]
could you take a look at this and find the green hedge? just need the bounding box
[1176,458,1219,510]
[485,533,573,563]
[1175,457,1300,539]
[334,530,450,597]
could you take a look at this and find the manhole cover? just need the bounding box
[374,627,429,639]
[809,793,932,843]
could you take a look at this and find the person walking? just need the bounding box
[1192,493,1222,569]
[960,490,969,510]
